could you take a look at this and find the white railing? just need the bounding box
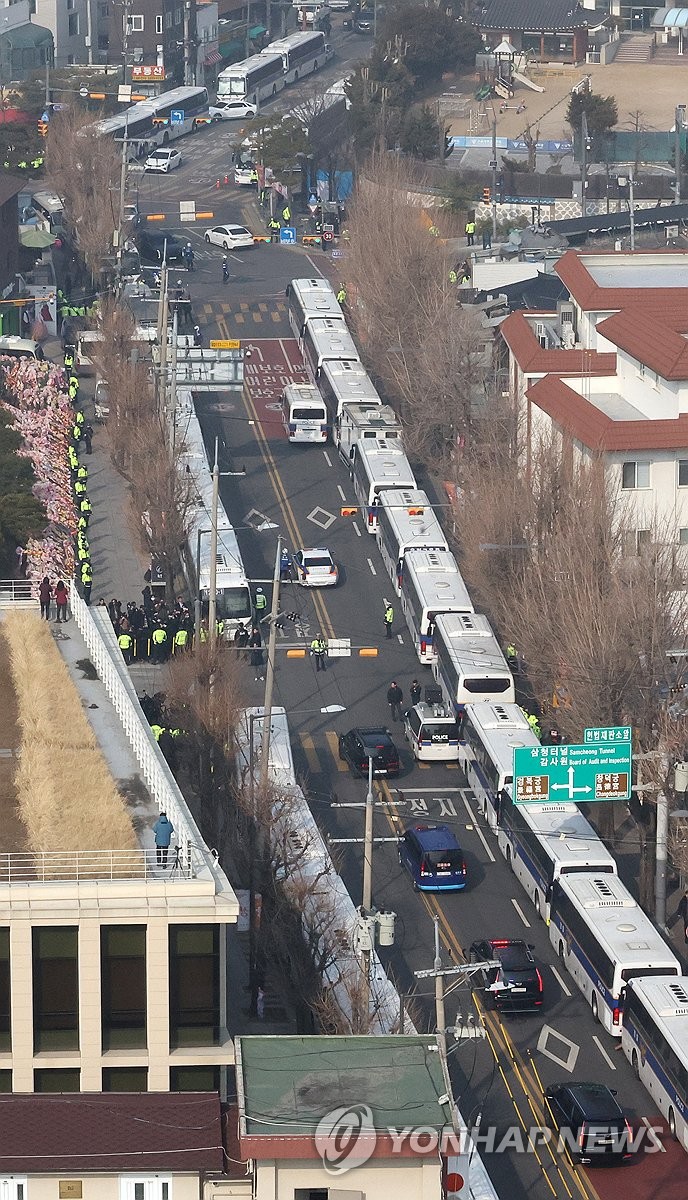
[0,848,189,883]
[69,583,225,887]
[0,579,39,609]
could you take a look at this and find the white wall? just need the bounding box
[256,1157,442,1200]
[34,0,91,64]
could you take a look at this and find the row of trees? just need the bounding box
[344,156,688,905]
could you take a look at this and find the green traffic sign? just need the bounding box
[583,725,632,745]
[513,740,632,804]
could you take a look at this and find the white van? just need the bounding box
[0,336,43,361]
[404,701,460,762]
[282,383,328,443]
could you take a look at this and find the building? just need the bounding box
[235,1035,457,1200]
[0,16,53,81]
[500,248,688,549]
[108,0,197,88]
[0,599,239,1094]
[196,0,219,85]
[476,0,589,63]
[0,175,24,305]
[32,0,91,65]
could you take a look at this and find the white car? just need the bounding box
[209,99,257,121]
[205,224,255,250]
[234,163,256,186]
[144,147,182,173]
[293,547,339,587]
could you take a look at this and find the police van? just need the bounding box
[403,701,460,763]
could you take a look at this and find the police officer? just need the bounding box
[449,268,458,285]
[64,348,75,371]
[81,560,92,605]
[384,602,394,639]
[193,325,203,347]
[222,256,230,285]
[173,627,189,653]
[465,218,475,246]
[268,216,281,242]
[410,679,422,706]
[151,625,169,663]
[255,587,267,616]
[118,629,134,664]
[80,496,92,524]
[337,287,347,304]
[281,202,291,225]
[310,636,327,672]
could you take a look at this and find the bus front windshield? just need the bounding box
[217,586,252,621]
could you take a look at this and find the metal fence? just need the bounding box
[0,579,39,609]
[0,848,181,882]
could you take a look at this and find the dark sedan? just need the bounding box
[138,228,185,264]
[338,727,400,778]
[469,938,543,1012]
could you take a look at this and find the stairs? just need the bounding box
[613,33,655,63]
[653,43,688,66]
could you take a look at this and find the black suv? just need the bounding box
[544,1082,632,1164]
[138,228,185,263]
[469,939,543,1012]
[338,727,400,777]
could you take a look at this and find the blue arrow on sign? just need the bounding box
[280,226,296,244]
[171,109,184,125]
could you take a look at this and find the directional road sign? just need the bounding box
[584,725,631,745]
[280,226,297,245]
[513,739,632,804]
[171,109,184,125]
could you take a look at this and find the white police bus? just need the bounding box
[399,548,473,664]
[350,439,416,532]
[285,277,343,346]
[336,402,400,461]
[302,318,359,383]
[264,31,328,83]
[459,703,538,833]
[375,488,448,594]
[432,612,515,714]
[498,793,617,920]
[217,53,286,104]
[319,360,381,422]
[549,873,681,1035]
[621,976,688,1147]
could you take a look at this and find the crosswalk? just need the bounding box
[196,297,289,326]
[297,731,460,776]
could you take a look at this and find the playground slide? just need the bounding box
[513,71,545,93]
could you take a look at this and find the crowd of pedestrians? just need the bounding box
[104,592,196,663]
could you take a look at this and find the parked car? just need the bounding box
[338,728,400,778]
[234,163,256,186]
[544,1082,632,1164]
[468,939,543,1011]
[209,99,257,121]
[122,203,140,229]
[204,224,255,250]
[399,823,467,892]
[144,147,182,173]
[292,547,338,587]
[138,228,185,263]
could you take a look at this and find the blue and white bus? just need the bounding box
[399,548,474,664]
[549,873,681,1036]
[621,976,688,1148]
[459,703,539,833]
[375,489,448,594]
[264,31,328,83]
[217,53,286,104]
[302,318,359,383]
[93,87,210,151]
[432,613,515,714]
[350,439,416,532]
[285,277,343,345]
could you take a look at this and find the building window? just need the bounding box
[68,12,79,34]
[0,929,10,1052]
[0,1071,12,1093]
[621,461,650,489]
[680,528,688,545]
[169,926,219,1048]
[679,460,688,487]
[170,1066,220,1091]
[175,7,182,23]
[638,361,645,377]
[156,15,163,32]
[165,11,172,28]
[120,1178,171,1200]
[101,926,146,1050]
[33,927,79,1051]
[103,1067,148,1091]
[0,1179,27,1200]
[34,1068,80,1092]
[129,14,144,30]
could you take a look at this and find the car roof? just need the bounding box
[350,727,392,741]
[302,546,332,555]
[227,225,249,233]
[407,823,460,851]
[487,940,534,969]
[565,1083,622,1118]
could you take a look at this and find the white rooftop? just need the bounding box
[583,254,688,290]
[591,391,650,421]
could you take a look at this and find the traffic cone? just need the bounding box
[215,178,220,189]
[224,173,229,185]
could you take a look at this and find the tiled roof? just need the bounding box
[527,375,688,450]
[0,1093,224,1174]
[596,308,688,379]
[500,310,617,375]
[555,248,688,312]
[477,0,588,30]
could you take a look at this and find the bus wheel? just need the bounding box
[314,60,318,70]
[591,993,599,1022]
[669,1108,677,1140]
[559,941,566,961]
[534,892,541,919]
[272,84,277,94]
[632,1050,640,1079]
[162,131,169,145]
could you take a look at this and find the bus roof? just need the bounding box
[555,874,681,969]
[511,803,618,870]
[289,277,337,297]
[403,549,474,612]
[434,613,511,674]
[355,440,416,485]
[237,706,297,790]
[306,320,359,360]
[265,30,324,50]
[323,368,381,406]
[377,489,447,549]
[226,52,284,75]
[626,977,688,1034]
[464,702,531,735]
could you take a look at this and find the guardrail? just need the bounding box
[0,579,39,609]
[0,848,188,882]
[69,584,219,883]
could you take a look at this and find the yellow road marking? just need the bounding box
[299,732,321,774]
[325,730,347,769]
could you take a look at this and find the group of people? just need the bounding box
[106,593,196,664]
[170,281,194,329]
[38,577,70,623]
[63,345,95,603]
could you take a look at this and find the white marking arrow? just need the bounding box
[551,764,592,799]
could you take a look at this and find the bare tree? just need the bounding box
[46,111,119,282]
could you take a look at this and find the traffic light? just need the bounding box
[37,120,49,138]
[340,506,358,517]
[482,187,491,206]
[407,507,425,516]
[444,129,454,159]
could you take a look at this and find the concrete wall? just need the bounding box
[255,1157,442,1200]
[3,1174,198,1200]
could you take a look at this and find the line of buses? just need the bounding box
[285,274,688,1154]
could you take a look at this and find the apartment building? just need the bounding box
[108,0,197,87]
[501,248,688,549]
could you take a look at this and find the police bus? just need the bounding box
[302,318,360,383]
[548,873,681,1036]
[282,383,328,443]
[497,793,617,920]
[93,87,210,150]
[432,612,515,714]
[458,703,537,832]
[285,277,343,345]
[217,53,286,104]
[621,976,688,1148]
[399,548,473,663]
[376,488,448,593]
[350,439,416,532]
[336,402,400,461]
[264,31,328,83]
[318,359,381,422]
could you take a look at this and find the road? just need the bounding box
[131,103,687,1200]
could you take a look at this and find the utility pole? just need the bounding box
[361,755,374,1012]
[259,537,283,792]
[245,0,252,58]
[581,110,589,218]
[491,116,498,241]
[45,59,50,109]
[675,104,685,206]
[433,914,446,1057]
[628,172,636,250]
[117,115,129,273]
[208,437,220,646]
[656,787,669,928]
[183,1,193,84]
[169,309,178,452]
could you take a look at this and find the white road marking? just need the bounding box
[397,633,404,644]
[549,965,572,997]
[592,1034,617,1071]
[511,898,531,928]
[401,787,464,792]
[305,254,324,276]
[337,484,347,501]
[323,450,332,467]
[367,558,377,575]
[461,794,496,862]
[247,343,263,362]
[353,522,361,537]
[641,1117,666,1152]
[538,1025,579,1072]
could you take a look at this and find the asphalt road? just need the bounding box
[127,77,688,1200]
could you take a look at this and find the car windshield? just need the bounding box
[496,945,531,971]
[305,555,333,569]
